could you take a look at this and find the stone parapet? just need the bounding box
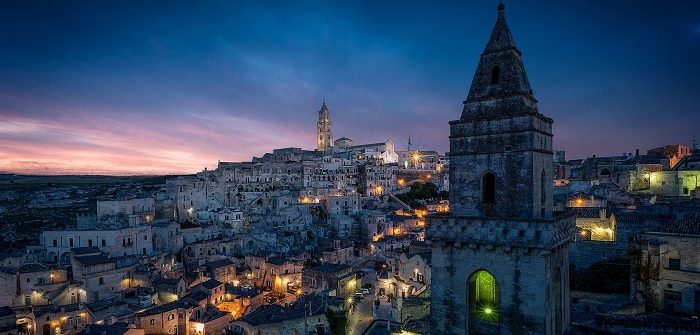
[426,213,575,250]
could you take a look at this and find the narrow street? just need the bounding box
[345,270,396,335]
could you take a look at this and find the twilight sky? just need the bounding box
[1,1,699,175]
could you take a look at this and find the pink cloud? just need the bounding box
[0,98,316,175]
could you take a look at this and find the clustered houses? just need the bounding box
[554,148,700,276]
[4,86,698,335]
[0,139,434,335]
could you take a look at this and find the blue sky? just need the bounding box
[0,1,698,174]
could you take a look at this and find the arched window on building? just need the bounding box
[468,270,499,333]
[482,172,496,204]
[491,66,500,85]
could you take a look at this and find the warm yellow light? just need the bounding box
[411,152,422,162]
[580,230,587,236]
[194,323,204,332]
[374,185,383,194]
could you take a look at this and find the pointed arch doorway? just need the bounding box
[468,270,499,335]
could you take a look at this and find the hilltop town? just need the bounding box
[1,3,699,335]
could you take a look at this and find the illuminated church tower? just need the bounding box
[316,100,333,151]
[427,3,574,334]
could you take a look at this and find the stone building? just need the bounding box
[647,144,692,169]
[317,100,333,151]
[136,300,181,335]
[301,263,355,297]
[398,150,441,172]
[230,294,329,335]
[649,152,700,197]
[427,4,574,335]
[348,140,398,164]
[41,225,155,264]
[632,218,700,314]
[96,197,155,226]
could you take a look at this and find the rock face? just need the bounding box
[428,4,575,335]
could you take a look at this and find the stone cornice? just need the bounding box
[426,213,575,250]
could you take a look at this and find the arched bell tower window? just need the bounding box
[490,66,500,85]
[482,172,496,204]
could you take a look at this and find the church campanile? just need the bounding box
[316,100,333,151]
[427,3,574,335]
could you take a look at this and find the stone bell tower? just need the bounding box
[427,3,575,335]
[316,99,333,151]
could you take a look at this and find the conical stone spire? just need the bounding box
[319,98,329,113]
[461,2,538,121]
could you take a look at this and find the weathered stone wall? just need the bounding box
[430,238,570,335]
[428,215,574,335]
[449,114,553,220]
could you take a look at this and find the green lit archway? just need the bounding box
[468,270,499,334]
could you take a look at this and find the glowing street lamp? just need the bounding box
[411,151,422,162]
